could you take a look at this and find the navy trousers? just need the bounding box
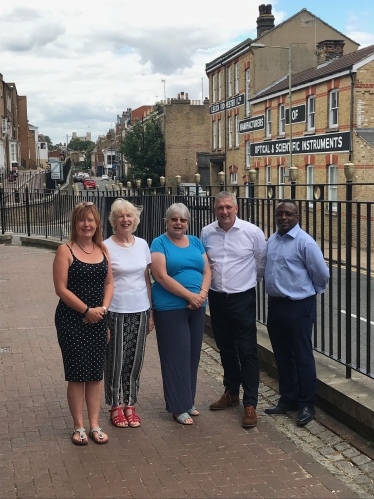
[154,307,205,414]
[267,295,317,408]
[208,288,259,408]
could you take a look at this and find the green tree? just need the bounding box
[68,138,95,152]
[120,117,165,186]
[44,136,54,150]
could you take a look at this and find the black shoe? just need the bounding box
[297,406,315,425]
[264,401,299,415]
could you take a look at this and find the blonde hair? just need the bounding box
[109,198,143,233]
[70,202,104,250]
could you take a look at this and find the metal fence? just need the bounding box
[1,184,373,381]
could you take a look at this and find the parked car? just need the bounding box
[83,173,90,179]
[73,175,84,183]
[101,174,109,181]
[83,179,96,189]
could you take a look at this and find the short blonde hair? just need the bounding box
[109,198,143,233]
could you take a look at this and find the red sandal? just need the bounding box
[124,406,141,427]
[109,406,128,427]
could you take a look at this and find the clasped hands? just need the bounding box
[186,291,206,310]
[83,307,105,324]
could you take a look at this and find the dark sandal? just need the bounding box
[89,427,108,444]
[109,406,128,427]
[71,428,88,445]
[124,406,141,427]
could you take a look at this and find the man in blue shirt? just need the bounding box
[265,200,329,425]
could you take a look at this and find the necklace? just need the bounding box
[76,241,94,254]
[115,235,134,248]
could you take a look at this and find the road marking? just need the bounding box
[341,309,374,325]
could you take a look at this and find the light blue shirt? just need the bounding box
[265,224,329,300]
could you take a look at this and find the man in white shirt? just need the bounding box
[201,191,267,428]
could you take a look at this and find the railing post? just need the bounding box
[344,162,355,379]
[25,184,31,236]
[0,183,6,235]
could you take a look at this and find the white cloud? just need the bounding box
[1,0,373,144]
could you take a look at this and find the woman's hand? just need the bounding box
[83,307,104,324]
[187,292,205,309]
[147,313,155,334]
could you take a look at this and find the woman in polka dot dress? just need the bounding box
[53,202,113,445]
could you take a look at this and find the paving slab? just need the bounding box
[1,245,373,498]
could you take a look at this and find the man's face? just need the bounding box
[275,202,299,235]
[214,197,238,231]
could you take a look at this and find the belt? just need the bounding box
[210,288,254,297]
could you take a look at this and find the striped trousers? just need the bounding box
[104,310,149,407]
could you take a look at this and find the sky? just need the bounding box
[1,0,373,145]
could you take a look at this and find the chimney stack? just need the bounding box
[256,4,275,38]
[317,40,345,65]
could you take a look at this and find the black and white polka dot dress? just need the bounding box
[55,245,108,382]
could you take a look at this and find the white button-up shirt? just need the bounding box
[201,217,267,293]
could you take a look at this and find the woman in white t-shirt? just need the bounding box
[104,199,154,428]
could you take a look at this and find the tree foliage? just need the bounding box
[43,136,54,150]
[68,138,95,152]
[120,117,165,186]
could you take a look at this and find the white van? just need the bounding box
[179,183,207,197]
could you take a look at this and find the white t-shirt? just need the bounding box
[104,236,151,313]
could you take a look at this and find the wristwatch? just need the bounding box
[103,306,108,315]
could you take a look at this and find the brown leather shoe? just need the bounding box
[242,406,257,428]
[209,391,240,410]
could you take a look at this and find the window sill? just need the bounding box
[233,146,240,150]
[277,134,286,139]
[303,130,316,136]
[326,127,339,133]
[264,137,272,141]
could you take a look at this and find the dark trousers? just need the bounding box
[267,295,316,408]
[154,307,205,414]
[208,288,259,408]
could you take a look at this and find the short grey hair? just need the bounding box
[215,191,237,206]
[109,198,143,233]
[165,203,191,222]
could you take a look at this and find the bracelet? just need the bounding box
[200,288,209,293]
[102,306,108,315]
[82,306,89,317]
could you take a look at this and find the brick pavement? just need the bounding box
[0,244,373,498]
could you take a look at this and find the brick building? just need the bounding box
[156,93,210,185]
[249,43,374,205]
[205,5,359,188]
[1,77,22,174]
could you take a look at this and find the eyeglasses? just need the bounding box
[170,217,188,223]
[75,201,94,207]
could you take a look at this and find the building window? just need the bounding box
[212,121,217,150]
[307,95,315,131]
[218,71,222,100]
[307,164,314,203]
[245,68,251,116]
[218,119,222,148]
[235,62,239,94]
[279,103,285,135]
[212,74,216,103]
[230,172,238,184]
[266,106,272,137]
[266,165,272,184]
[228,117,233,147]
[228,66,232,97]
[235,115,239,147]
[328,164,338,210]
[245,141,251,168]
[278,165,285,199]
[329,89,339,128]
[10,142,17,163]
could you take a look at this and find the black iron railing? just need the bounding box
[1,183,373,381]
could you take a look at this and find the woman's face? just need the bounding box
[115,210,134,235]
[166,213,188,239]
[75,211,97,239]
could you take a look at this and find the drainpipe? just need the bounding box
[349,70,355,162]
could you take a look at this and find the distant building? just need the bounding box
[72,131,92,142]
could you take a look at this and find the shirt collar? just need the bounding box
[214,216,240,232]
[277,223,300,239]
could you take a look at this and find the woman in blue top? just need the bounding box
[150,203,211,425]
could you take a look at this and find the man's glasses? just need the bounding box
[170,217,188,223]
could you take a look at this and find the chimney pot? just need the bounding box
[317,40,345,65]
[256,4,275,38]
